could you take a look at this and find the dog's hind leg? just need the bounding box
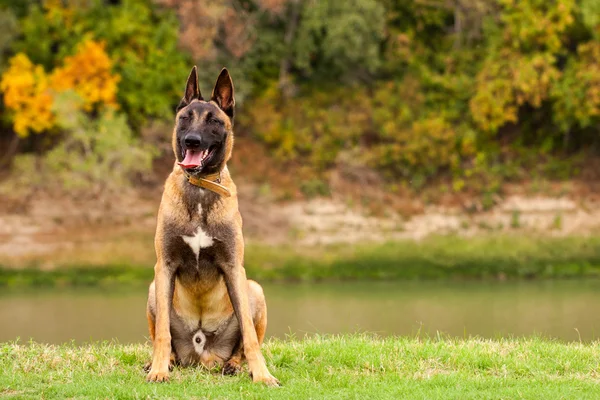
[223,280,268,376]
[146,282,157,341]
[223,338,243,375]
[248,280,268,345]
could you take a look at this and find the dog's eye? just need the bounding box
[180,113,191,121]
[209,118,222,126]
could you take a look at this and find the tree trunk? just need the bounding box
[0,133,19,169]
[278,0,301,98]
[453,1,462,49]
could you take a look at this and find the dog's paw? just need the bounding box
[144,362,174,373]
[146,369,170,383]
[251,371,280,387]
[222,361,242,376]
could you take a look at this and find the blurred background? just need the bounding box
[1,0,600,344]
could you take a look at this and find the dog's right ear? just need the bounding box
[177,66,203,111]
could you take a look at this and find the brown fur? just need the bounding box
[145,67,279,386]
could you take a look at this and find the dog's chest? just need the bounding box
[180,204,213,258]
[163,202,222,274]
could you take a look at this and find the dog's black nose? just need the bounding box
[184,135,202,149]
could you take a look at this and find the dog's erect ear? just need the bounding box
[210,68,235,119]
[177,66,202,111]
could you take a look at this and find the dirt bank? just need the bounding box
[2,179,600,268]
[2,135,600,266]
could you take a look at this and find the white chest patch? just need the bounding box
[181,204,213,258]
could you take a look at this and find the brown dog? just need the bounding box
[145,66,279,386]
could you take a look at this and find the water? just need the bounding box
[1,281,599,344]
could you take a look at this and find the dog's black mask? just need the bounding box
[174,67,235,177]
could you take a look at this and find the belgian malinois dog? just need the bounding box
[145,66,279,386]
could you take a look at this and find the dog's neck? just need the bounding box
[181,168,231,198]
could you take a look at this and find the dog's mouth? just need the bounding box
[178,147,216,170]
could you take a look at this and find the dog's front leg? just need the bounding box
[222,260,279,386]
[147,261,174,382]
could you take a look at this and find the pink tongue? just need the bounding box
[178,150,204,168]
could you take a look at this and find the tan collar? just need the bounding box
[183,170,231,197]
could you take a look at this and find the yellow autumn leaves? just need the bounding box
[51,40,120,111]
[1,54,55,136]
[0,39,120,137]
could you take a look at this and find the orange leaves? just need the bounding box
[0,54,55,137]
[0,39,120,137]
[51,40,120,111]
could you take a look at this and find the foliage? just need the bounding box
[0,8,19,75]
[1,0,600,197]
[499,0,575,53]
[11,0,190,127]
[0,53,55,136]
[243,76,472,186]
[580,0,600,33]
[7,92,155,193]
[50,39,120,112]
[470,51,560,134]
[0,1,174,192]
[241,84,370,168]
[552,41,600,133]
[238,0,600,193]
[293,0,385,80]
[1,39,119,137]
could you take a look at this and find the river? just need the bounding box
[1,280,598,343]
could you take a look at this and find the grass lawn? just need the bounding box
[1,335,599,399]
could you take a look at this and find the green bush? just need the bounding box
[12,0,190,128]
[2,0,600,198]
[3,92,155,194]
[239,0,598,194]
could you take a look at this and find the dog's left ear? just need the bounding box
[211,68,235,120]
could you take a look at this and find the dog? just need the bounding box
[145,66,279,386]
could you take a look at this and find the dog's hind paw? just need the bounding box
[223,361,242,376]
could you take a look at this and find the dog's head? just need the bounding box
[173,66,235,177]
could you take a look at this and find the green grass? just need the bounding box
[3,235,600,287]
[0,266,151,288]
[1,335,600,399]
[245,235,600,281]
